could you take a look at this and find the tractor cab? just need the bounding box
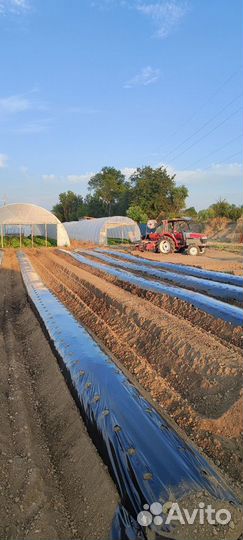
[157,218,192,246]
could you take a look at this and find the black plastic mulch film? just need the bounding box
[67,250,243,327]
[18,253,240,540]
[97,248,243,287]
[82,249,242,303]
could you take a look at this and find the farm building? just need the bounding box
[64,216,141,245]
[0,203,70,247]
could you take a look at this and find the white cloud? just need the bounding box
[67,173,95,184]
[19,165,28,174]
[0,0,29,14]
[0,153,8,168]
[0,92,48,116]
[0,94,31,114]
[42,174,56,182]
[124,66,160,88]
[121,166,136,178]
[136,1,188,39]
[167,162,243,185]
[91,1,188,38]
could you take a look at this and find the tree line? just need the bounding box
[52,165,188,222]
[52,165,243,223]
[193,199,243,222]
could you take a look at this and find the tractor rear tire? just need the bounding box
[158,238,174,254]
[187,244,200,256]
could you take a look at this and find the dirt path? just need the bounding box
[0,251,119,540]
[28,249,243,489]
[130,247,243,275]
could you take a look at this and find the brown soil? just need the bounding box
[27,249,243,490]
[0,251,119,540]
[128,247,243,276]
[59,249,243,348]
[204,217,243,244]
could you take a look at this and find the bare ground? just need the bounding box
[0,251,119,540]
[129,247,243,276]
[27,249,243,489]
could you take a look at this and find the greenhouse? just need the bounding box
[0,203,70,247]
[63,216,141,245]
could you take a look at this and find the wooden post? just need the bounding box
[45,224,48,247]
[31,224,34,247]
[19,225,22,248]
[1,224,3,248]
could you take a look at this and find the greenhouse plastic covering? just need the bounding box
[98,248,243,287]
[18,252,240,540]
[67,250,243,326]
[85,250,243,303]
[0,203,70,246]
[63,216,141,245]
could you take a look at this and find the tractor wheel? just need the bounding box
[158,238,174,254]
[187,244,200,256]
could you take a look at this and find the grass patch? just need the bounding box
[2,235,57,248]
[107,238,131,245]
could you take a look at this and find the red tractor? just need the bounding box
[138,218,207,256]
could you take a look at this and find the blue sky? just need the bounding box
[0,0,242,210]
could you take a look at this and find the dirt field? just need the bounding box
[130,247,243,275]
[0,251,119,540]
[26,249,243,490]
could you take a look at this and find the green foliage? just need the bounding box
[88,166,126,216]
[197,199,243,222]
[184,206,198,218]
[126,205,148,223]
[51,169,243,228]
[3,235,56,248]
[113,182,133,215]
[84,193,107,217]
[52,203,64,222]
[52,191,84,222]
[108,237,131,245]
[52,165,189,222]
[210,199,243,220]
[228,205,243,221]
[197,207,215,221]
[129,166,188,219]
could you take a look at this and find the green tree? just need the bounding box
[209,199,243,220]
[184,206,198,218]
[84,193,107,218]
[113,181,133,215]
[169,185,189,217]
[52,202,65,222]
[126,205,148,223]
[197,208,215,221]
[210,198,231,218]
[227,204,243,221]
[130,166,188,219]
[52,191,84,222]
[88,166,126,216]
